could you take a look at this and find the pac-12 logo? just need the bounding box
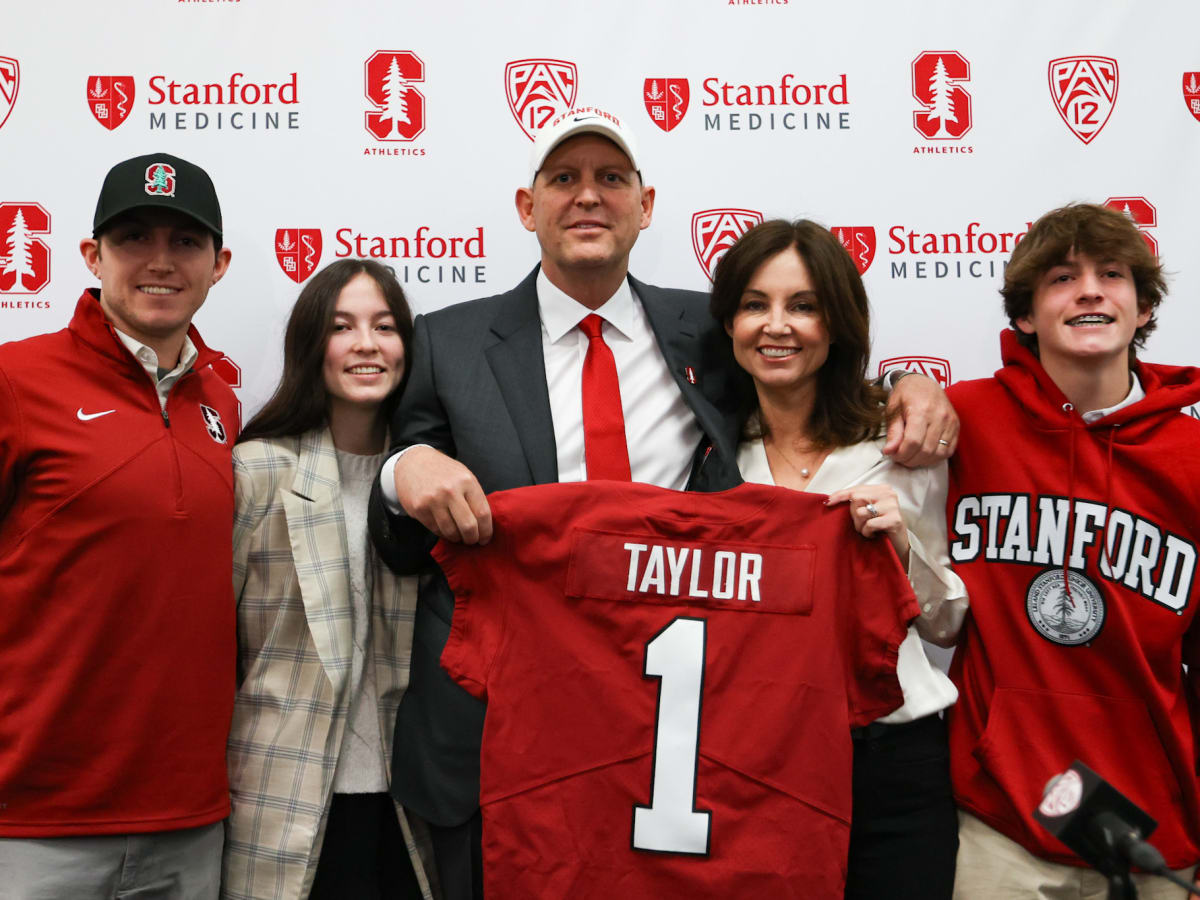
[1049,56,1118,144]
[364,51,426,142]
[0,202,51,294]
[0,57,19,131]
[1103,196,1157,254]
[644,78,689,132]
[691,209,763,282]
[275,229,323,283]
[505,58,577,140]
[833,226,876,274]
[912,51,971,140]
[87,76,135,130]
[1183,72,1200,124]
[878,356,951,388]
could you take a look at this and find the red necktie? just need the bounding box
[579,314,632,480]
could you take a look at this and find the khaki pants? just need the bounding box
[954,810,1196,900]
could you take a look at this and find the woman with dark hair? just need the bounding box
[710,219,966,899]
[222,259,436,900]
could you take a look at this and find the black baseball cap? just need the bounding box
[92,152,222,238]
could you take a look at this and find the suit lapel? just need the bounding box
[282,428,353,697]
[484,268,558,484]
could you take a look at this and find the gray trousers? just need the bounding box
[0,821,222,900]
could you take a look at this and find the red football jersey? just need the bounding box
[436,481,918,899]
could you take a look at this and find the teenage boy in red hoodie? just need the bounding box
[946,202,1200,898]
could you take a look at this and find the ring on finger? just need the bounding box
[864,502,880,518]
[938,439,950,446]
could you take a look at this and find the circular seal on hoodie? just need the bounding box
[1026,568,1105,646]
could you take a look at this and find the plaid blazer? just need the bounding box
[223,429,438,900]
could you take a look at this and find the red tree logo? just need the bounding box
[912,52,971,140]
[0,202,51,294]
[365,51,426,142]
[1103,197,1157,254]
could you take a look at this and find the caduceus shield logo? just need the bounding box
[832,226,877,275]
[275,229,323,283]
[691,209,763,282]
[644,78,689,132]
[1183,72,1200,124]
[87,76,135,130]
[505,59,577,140]
[1048,56,1118,144]
[0,57,18,131]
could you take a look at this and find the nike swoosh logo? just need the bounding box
[77,408,116,421]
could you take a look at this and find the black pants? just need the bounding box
[310,792,423,900]
[844,714,958,900]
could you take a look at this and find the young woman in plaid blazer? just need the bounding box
[223,260,438,900]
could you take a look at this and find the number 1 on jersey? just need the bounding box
[632,616,712,855]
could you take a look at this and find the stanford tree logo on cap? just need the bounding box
[144,163,176,197]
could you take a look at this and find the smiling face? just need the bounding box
[726,246,831,400]
[515,134,654,294]
[322,271,406,419]
[80,207,230,359]
[1018,249,1149,374]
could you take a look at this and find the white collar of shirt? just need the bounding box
[113,328,198,410]
[1081,371,1145,424]
[536,268,635,343]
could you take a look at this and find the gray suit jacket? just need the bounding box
[368,266,741,827]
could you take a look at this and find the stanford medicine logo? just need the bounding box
[644,78,689,132]
[87,76,135,130]
[0,57,18,131]
[276,229,323,283]
[0,202,51,296]
[1183,72,1200,123]
[912,51,971,142]
[1104,196,1157,254]
[365,51,426,142]
[833,226,876,275]
[1049,56,1118,144]
[506,59,577,140]
[692,208,763,281]
[878,356,951,388]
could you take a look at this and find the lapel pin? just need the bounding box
[685,366,697,385]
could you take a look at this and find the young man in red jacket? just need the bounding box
[946,203,1200,898]
[0,153,237,897]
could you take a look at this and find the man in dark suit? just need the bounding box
[369,107,957,898]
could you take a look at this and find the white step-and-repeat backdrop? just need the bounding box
[3,1,1200,418]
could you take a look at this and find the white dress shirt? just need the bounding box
[737,435,966,723]
[381,270,702,508]
[113,329,198,412]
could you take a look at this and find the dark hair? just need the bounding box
[238,259,413,444]
[1002,203,1165,356]
[709,218,886,450]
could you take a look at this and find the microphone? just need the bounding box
[1034,760,1160,874]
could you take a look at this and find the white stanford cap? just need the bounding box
[527,107,642,185]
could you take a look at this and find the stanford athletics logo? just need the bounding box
[364,51,426,142]
[1183,73,1200,123]
[1104,196,1157,254]
[644,78,689,132]
[0,57,18,131]
[912,51,971,140]
[833,226,876,275]
[1048,56,1118,144]
[691,208,763,282]
[144,163,176,196]
[877,356,951,388]
[275,229,323,283]
[0,202,51,294]
[505,59,577,140]
[87,76,135,130]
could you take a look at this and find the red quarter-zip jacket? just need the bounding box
[0,289,238,835]
[946,329,1200,868]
